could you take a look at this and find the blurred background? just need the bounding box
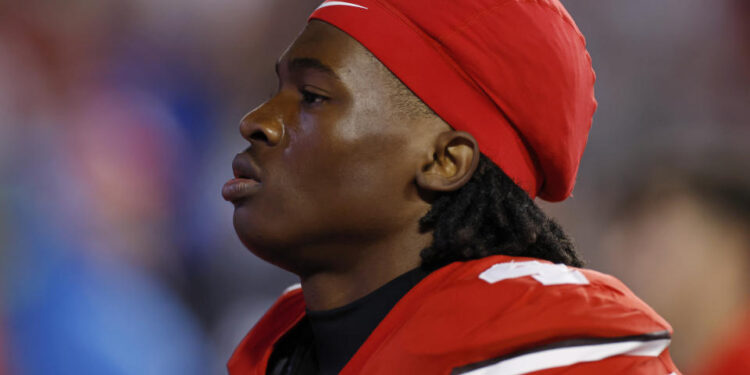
[0,0,747,373]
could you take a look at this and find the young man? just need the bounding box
[224,0,680,373]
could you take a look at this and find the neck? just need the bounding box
[299,224,430,311]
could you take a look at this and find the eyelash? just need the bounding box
[300,89,328,106]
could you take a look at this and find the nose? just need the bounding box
[239,103,284,147]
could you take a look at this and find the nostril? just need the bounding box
[249,130,269,143]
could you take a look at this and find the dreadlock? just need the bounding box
[419,154,584,271]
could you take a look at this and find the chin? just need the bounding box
[234,207,273,249]
[233,207,297,269]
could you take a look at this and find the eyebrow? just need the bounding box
[275,57,340,80]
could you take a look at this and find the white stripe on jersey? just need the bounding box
[461,338,671,375]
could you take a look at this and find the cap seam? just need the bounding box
[437,1,546,196]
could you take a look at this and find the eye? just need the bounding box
[300,88,328,106]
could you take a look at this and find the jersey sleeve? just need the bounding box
[530,350,680,375]
[338,255,681,375]
[443,258,681,374]
[451,332,680,374]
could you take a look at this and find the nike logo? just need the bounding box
[315,1,368,11]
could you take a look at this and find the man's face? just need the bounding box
[225,21,447,274]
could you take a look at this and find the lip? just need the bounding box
[222,177,262,202]
[223,153,263,202]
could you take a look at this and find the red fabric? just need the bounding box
[227,255,680,374]
[309,0,597,201]
[227,288,306,375]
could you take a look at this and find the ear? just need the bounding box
[416,130,480,192]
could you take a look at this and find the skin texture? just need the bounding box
[228,20,479,310]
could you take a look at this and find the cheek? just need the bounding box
[300,136,416,226]
[247,107,420,240]
[301,121,406,188]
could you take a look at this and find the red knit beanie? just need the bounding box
[309,0,597,201]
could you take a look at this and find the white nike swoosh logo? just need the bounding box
[315,1,368,11]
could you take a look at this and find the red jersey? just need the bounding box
[229,255,681,374]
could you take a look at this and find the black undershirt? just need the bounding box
[267,267,430,375]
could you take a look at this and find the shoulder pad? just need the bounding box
[394,255,671,358]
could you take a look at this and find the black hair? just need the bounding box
[419,154,584,271]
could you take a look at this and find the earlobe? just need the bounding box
[416,131,480,192]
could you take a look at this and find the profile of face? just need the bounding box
[224,20,477,275]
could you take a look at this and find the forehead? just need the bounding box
[279,20,386,83]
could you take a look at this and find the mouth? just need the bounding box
[222,153,263,202]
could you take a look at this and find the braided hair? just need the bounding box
[419,154,584,271]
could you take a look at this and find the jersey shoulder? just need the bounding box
[395,255,672,355]
[346,255,679,374]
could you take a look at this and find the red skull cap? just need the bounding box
[310,0,597,201]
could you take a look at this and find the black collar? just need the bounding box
[306,267,429,375]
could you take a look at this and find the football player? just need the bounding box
[223,1,681,373]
